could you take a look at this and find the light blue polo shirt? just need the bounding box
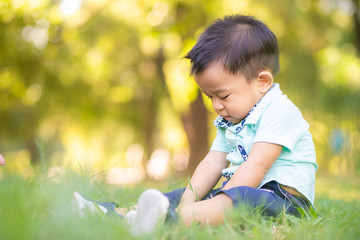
[211,83,318,205]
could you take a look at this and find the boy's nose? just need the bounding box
[212,100,224,112]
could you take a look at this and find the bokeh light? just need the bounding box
[0,0,359,183]
[60,0,81,16]
[146,149,171,180]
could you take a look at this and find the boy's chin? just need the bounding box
[227,117,241,124]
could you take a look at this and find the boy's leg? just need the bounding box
[163,186,223,208]
[217,182,311,217]
[125,185,226,235]
[72,187,187,220]
[162,187,224,221]
[216,186,288,217]
[178,183,302,226]
[178,193,233,226]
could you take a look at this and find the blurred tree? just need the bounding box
[0,0,213,175]
[352,0,360,52]
[0,0,359,177]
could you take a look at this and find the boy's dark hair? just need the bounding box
[185,15,279,82]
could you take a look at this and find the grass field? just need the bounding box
[0,170,359,240]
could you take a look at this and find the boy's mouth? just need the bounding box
[222,115,231,120]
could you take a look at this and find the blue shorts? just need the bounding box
[163,181,311,218]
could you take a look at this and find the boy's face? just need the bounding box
[194,63,264,124]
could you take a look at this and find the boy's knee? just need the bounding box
[178,195,233,226]
[178,203,195,226]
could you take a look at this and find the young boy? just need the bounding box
[73,14,318,236]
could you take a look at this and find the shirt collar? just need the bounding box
[213,83,283,134]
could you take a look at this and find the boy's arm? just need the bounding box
[222,142,283,190]
[179,150,228,206]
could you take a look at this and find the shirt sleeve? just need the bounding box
[253,96,309,151]
[210,127,230,153]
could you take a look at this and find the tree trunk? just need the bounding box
[353,0,360,54]
[142,89,156,160]
[181,91,209,175]
[148,47,210,177]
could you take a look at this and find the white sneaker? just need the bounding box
[125,189,170,236]
[72,192,108,218]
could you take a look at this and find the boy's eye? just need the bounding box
[220,94,230,100]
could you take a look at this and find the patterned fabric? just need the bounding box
[238,145,248,161]
[223,172,233,181]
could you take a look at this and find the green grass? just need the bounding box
[0,171,359,240]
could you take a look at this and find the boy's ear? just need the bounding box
[257,70,274,93]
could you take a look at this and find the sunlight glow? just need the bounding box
[172,151,189,171]
[86,48,104,67]
[3,150,34,177]
[146,149,170,180]
[317,0,356,15]
[25,84,42,104]
[106,167,145,185]
[163,32,182,57]
[11,0,26,9]
[107,86,134,103]
[28,0,43,9]
[140,35,160,56]
[125,144,144,167]
[60,0,81,16]
[61,127,103,168]
[22,19,50,49]
[147,1,168,26]
[163,59,198,112]
[222,0,248,13]
[337,0,356,15]
[315,46,360,90]
[109,1,142,24]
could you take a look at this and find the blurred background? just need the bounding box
[0,0,359,184]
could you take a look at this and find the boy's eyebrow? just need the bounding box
[201,88,228,96]
[213,88,228,94]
